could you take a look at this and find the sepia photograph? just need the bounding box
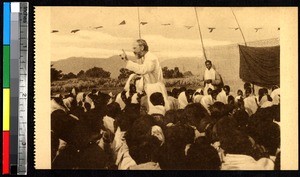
[34,7,298,170]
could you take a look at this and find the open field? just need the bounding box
[51,75,249,97]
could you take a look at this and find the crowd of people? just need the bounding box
[51,82,280,170]
[51,39,280,170]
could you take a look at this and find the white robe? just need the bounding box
[126,51,164,86]
[204,68,216,95]
[126,51,169,111]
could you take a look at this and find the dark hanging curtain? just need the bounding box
[239,45,280,88]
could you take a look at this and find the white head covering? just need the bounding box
[145,82,170,112]
[200,95,214,114]
[244,96,258,116]
[193,94,204,103]
[216,89,227,104]
[115,93,126,110]
[63,97,74,111]
[151,125,165,146]
[178,91,188,109]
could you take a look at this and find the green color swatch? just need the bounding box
[3,46,10,88]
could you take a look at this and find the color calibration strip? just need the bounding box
[3,2,29,175]
[3,2,11,175]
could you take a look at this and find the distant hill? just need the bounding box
[51,55,128,78]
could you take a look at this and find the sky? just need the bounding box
[49,7,280,61]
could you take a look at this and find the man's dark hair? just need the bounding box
[224,85,230,92]
[136,39,149,52]
[209,102,227,122]
[215,117,254,156]
[183,103,209,128]
[205,60,212,64]
[150,92,165,106]
[186,137,221,170]
[245,87,252,94]
[158,123,194,169]
[125,115,161,164]
[106,102,121,118]
[272,85,279,91]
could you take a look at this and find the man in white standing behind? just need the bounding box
[120,39,170,111]
[203,60,222,95]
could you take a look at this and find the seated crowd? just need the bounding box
[51,82,280,170]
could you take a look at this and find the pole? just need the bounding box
[137,7,141,38]
[194,7,207,60]
[231,8,247,46]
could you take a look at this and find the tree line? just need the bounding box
[51,65,191,82]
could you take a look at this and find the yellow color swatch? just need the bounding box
[3,89,10,131]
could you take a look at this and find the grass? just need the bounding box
[51,76,247,97]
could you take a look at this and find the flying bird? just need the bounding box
[278,27,280,30]
[94,26,103,29]
[51,30,59,33]
[208,27,215,33]
[254,28,262,32]
[71,29,80,33]
[229,27,239,30]
[140,22,148,25]
[119,20,126,25]
[161,23,171,26]
[185,26,193,29]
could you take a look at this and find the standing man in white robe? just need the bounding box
[119,39,169,111]
[203,60,222,95]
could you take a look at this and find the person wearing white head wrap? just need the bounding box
[167,96,180,110]
[270,87,280,105]
[145,82,170,112]
[244,88,258,116]
[51,95,67,113]
[178,91,189,109]
[200,95,214,114]
[217,88,227,104]
[192,88,204,104]
[200,90,218,114]
[63,96,75,112]
[258,95,272,108]
[115,93,126,110]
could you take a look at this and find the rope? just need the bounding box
[231,8,247,46]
